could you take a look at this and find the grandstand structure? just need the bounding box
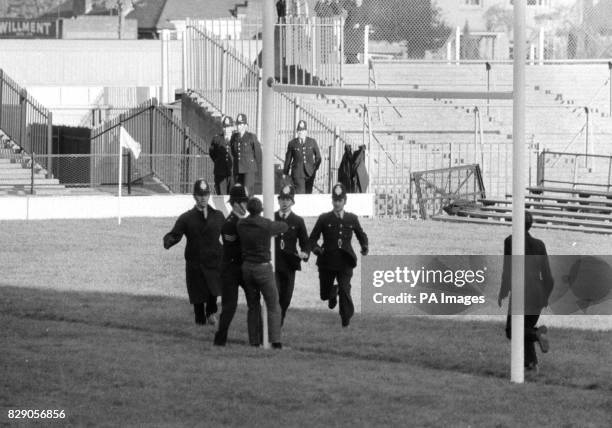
[0,0,611,232]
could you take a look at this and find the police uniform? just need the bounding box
[283,120,322,194]
[209,116,234,195]
[237,197,288,348]
[230,113,262,194]
[214,184,262,346]
[309,183,368,327]
[163,180,224,324]
[274,185,310,324]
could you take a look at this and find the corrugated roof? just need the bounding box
[156,0,240,29]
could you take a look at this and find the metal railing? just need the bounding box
[185,20,262,137]
[274,93,359,192]
[1,153,215,196]
[277,16,344,86]
[90,98,212,194]
[0,69,52,170]
[537,150,612,193]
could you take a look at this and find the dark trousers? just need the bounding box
[192,294,218,324]
[319,267,354,326]
[292,176,306,194]
[214,175,232,195]
[505,314,541,367]
[305,174,316,194]
[275,270,296,324]
[242,261,282,344]
[215,265,261,345]
[291,175,315,194]
[235,172,256,195]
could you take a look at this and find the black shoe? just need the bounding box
[272,342,282,350]
[213,332,226,346]
[341,320,350,328]
[328,296,337,310]
[195,318,206,326]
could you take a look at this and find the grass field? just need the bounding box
[1,217,611,427]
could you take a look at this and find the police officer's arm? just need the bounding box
[283,140,293,176]
[312,138,322,171]
[308,216,324,256]
[253,136,262,167]
[297,217,310,259]
[163,216,186,249]
[221,220,238,244]
[353,215,368,255]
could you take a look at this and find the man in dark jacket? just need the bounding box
[237,197,288,349]
[274,185,310,324]
[498,211,554,373]
[209,116,234,195]
[283,120,322,194]
[231,113,262,195]
[309,183,368,327]
[214,184,262,346]
[163,179,225,326]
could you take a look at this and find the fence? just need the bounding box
[0,69,52,169]
[185,21,262,137]
[537,150,612,192]
[90,98,213,194]
[185,19,359,193]
[3,153,213,196]
[277,16,344,86]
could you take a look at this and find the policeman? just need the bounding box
[230,113,262,195]
[309,183,368,327]
[214,184,262,346]
[209,116,234,195]
[237,197,288,349]
[163,179,225,326]
[283,120,322,194]
[274,185,310,324]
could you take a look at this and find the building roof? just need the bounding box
[126,0,167,29]
[156,0,240,29]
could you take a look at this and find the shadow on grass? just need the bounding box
[2,284,610,394]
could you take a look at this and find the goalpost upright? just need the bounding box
[260,0,527,382]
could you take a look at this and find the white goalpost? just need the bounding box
[261,0,527,383]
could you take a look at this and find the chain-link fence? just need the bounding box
[299,0,612,61]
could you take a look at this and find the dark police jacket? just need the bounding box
[274,211,309,272]
[309,210,368,269]
[237,215,288,264]
[283,136,322,179]
[231,131,262,174]
[500,232,554,314]
[209,133,233,177]
[163,205,224,268]
[221,212,243,270]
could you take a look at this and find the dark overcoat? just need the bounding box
[230,131,262,174]
[163,205,225,303]
[209,133,233,177]
[500,232,554,314]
